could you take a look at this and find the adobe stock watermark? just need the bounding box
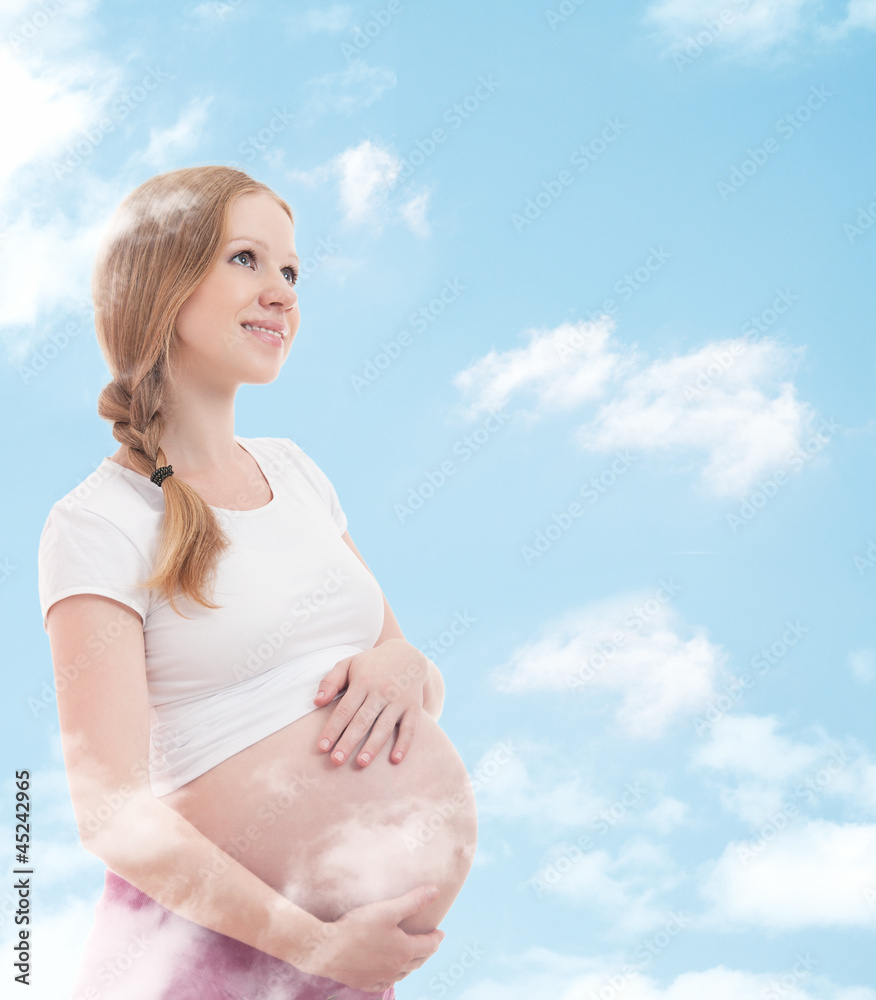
[671,0,753,71]
[529,779,649,896]
[5,0,75,52]
[396,76,500,182]
[231,569,350,681]
[734,749,852,864]
[578,246,673,326]
[19,300,94,384]
[70,931,152,999]
[580,912,690,998]
[394,408,510,523]
[53,65,173,179]
[565,579,683,691]
[521,451,637,565]
[236,106,296,162]
[544,0,589,31]
[692,620,809,736]
[511,117,628,233]
[725,416,840,533]
[683,287,799,399]
[350,277,466,393]
[77,761,155,839]
[681,287,798,400]
[426,940,486,996]
[404,740,515,852]
[341,1,405,61]
[740,287,798,341]
[716,85,833,201]
[197,769,320,881]
[418,610,477,664]
[853,538,876,576]
[29,606,142,718]
[762,953,817,1000]
[843,194,876,243]
[0,557,15,587]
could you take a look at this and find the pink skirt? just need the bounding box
[69,868,396,1000]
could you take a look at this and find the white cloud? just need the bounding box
[490,590,726,739]
[454,948,874,1000]
[849,647,876,684]
[474,747,607,827]
[842,0,876,30]
[0,890,101,999]
[702,819,876,929]
[452,317,819,498]
[452,317,637,419]
[693,714,824,781]
[0,203,109,343]
[141,94,213,168]
[399,187,432,237]
[0,43,117,195]
[288,138,431,236]
[190,0,246,24]
[335,138,402,226]
[574,335,815,498]
[1,0,97,50]
[300,59,395,121]
[644,0,821,52]
[0,12,127,352]
[530,838,681,934]
[646,0,876,53]
[301,4,354,32]
[691,714,876,825]
[642,796,690,835]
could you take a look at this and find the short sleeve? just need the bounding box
[285,440,348,534]
[38,503,153,633]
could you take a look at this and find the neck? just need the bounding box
[147,370,241,478]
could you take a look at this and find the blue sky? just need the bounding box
[3,0,876,996]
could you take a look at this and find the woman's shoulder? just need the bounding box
[42,456,165,543]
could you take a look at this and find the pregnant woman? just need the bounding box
[38,166,478,998]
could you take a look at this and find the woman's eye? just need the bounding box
[283,267,299,285]
[231,250,254,267]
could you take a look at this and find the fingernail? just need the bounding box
[393,750,404,761]
[316,690,325,699]
[319,739,330,751]
[359,752,371,764]
[426,886,439,900]
[332,750,344,762]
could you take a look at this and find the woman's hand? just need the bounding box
[293,883,445,992]
[312,638,430,767]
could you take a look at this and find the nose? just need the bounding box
[258,278,298,313]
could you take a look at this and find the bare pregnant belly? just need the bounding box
[159,702,478,934]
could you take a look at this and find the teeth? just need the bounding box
[243,323,283,339]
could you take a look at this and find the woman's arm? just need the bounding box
[48,593,323,964]
[46,593,443,987]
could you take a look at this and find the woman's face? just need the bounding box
[171,190,300,392]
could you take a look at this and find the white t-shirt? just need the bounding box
[37,436,386,795]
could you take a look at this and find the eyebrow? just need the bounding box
[226,235,300,264]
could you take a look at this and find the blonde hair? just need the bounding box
[93,165,294,618]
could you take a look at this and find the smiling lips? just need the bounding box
[242,322,285,344]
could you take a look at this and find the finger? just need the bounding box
[405,928,445,961]
[329,697,389,765]
[388,708,419,764]
[354,710,403,767]
[315,689,367,755]
[312,657,352,707]
[377,884,442,925]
